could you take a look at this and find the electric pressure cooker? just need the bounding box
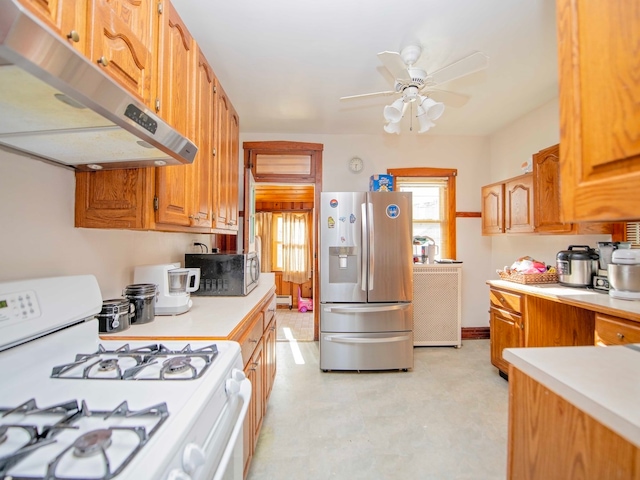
[556,245,599,287]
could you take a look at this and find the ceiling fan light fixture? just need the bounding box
[420,97,445,120]
[383,98,406,123]
[384,121,401,134]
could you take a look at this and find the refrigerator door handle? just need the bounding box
[323,304,411,314]
[360,202,367,292]
[324,334,411,344]
[367,200,374,290]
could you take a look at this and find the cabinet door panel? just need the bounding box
[90,0,154,105]
[533,145,573,233]
[19,0,87,54]
[154,0,194,228]
[481,183,504,235]
[557,0,640,222]
[75,169,152,229]
[191,49,214,228]
[490,307,523,374]
[213,84,231,230]
[156,0,193,137]
[505,175,534,234]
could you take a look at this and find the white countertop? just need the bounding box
[487,279,640,321]
[101,273,276,340]
[504,344,640,448]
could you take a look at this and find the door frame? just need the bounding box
[242,141,323,341]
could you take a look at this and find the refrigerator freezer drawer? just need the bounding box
[320,332,414,371]
[320,302,413,333]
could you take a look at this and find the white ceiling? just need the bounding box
[172,0,559,137]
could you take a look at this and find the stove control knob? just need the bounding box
[183,443,205,475]
[231,368,246,382]
[226,378,241,395]
[167,469,192,480]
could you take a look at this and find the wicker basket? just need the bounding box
[497,270,558,284]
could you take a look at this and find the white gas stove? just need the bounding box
[0,275,250,480]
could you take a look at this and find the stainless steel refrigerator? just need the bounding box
[319,191,414,371]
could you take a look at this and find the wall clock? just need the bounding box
[349,157,363,173]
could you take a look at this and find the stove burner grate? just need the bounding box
[0,399,169,480]
[51,343,218,381]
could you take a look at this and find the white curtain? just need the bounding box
[282,212,311,284]
[255,212,272,272]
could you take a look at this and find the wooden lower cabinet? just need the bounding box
[490,307,523,375]
[489,287,595,377]
[595,313,640,346]
[508,367,640,480]
[235,291,276,478]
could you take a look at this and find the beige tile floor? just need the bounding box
[276,308,314,342]
[247,339,509,480]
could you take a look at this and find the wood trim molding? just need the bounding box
[462,327,490,340]
[457,212,481,218]
[388,167,457,177]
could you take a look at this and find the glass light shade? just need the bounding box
[420,97,445,120]
[384,121,401,134]
[417,105,436,133]
[383,98,405,123]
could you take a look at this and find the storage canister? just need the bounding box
[97,298,133,333]
[123,283,157,324]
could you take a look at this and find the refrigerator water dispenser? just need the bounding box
[328,246,358,283]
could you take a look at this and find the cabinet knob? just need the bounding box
[97,56,109,67]
[249,338,258,344]
[520,323,524,330]
[67,30,80,43]
[617,332,625,340]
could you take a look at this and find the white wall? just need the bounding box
[0,150,207,299]
[241,132,494,327]
[488,98,610,274]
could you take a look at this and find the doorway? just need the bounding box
[242,141,323,341]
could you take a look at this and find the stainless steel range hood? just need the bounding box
[0,0,197,171]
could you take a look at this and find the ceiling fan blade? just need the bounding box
[340,91,396,100]
[422,88,470,107]
[427,52,489,86]
[377,51,410,81]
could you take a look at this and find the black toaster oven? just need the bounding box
[185,252,260,296]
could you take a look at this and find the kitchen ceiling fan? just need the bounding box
[340,45,489,133]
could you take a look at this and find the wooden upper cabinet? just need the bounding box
[481,183,504,235]
[18,0,88,54]
[213,81,240,233]
[155,0,194,137]
[533,144,573,233]
[228,106,240,231]
[505,174,534,234]
[75,168,155,230]
[154,0,197,229]
[88,0,155,106]
[557,0,640,222]
[190,48,215,229]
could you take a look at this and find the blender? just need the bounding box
[133,263,201,315]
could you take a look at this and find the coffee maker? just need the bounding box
[133,263,200,315]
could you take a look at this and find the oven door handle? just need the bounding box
[210,376,251,480]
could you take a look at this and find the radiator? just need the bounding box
[276,294,292,309]
[412,264,462,347]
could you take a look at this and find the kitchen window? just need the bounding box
[388,168,457,259]
[627,222,640,248]
[271,212,312,283]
